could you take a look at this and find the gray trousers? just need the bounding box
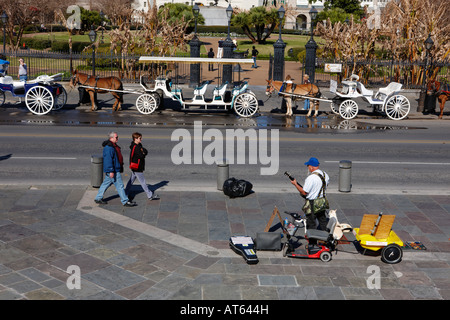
[125,171,153,199]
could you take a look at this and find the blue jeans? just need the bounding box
[95,172,129,205]
[304,99,310,110]
[252,57,257,68]
[19,75,27,82]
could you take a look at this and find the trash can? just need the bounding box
[424,92,436,114]
[339,160,352,192]
[91,155,103,188]
[217,160,229,191]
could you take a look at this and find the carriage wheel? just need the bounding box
[53,87,67,110]
[233,93,258,118]
[384,95,410,120]
[25,86,54,115]
[330,100,340,114]
[152,92,161,108]
[339,100,358,120]
[381,244,402,264]
[0,91,5,107]
[136,93,157,114]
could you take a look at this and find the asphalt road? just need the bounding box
[1,120,449,195]
[0,83,449,194]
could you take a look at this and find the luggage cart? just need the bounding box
[353,212,404,264]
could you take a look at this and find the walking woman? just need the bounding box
[125,132,160,201]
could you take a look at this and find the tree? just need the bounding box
[312,0,364,21]
[231,6,279,44]
[315,0,450,85]
[157,3,204,30]
[0,0,47,51]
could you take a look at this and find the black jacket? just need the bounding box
[129,142,148,172]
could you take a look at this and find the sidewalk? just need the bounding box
[0,184,449,300]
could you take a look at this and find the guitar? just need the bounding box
[284,171,306,199]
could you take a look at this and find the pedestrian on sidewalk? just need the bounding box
[251,46,259,68]
[303,74,310,110]
[217,39,224,59]
[94,131,137,207]
[208,48,214,71]
[290,157,329,232]
[125,132,160,201]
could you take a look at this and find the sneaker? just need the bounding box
[94,199,107,205]
[149,194,160,201]
[124,201,137,207]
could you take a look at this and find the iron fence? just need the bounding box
[3,49,450,89]
[302,58,450,89]
[3,49,192,84]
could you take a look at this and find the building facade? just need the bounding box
[85,0,390,29]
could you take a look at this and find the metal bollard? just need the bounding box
[91,155,103,188]
[217,160,229,191]
[339,160,352,192]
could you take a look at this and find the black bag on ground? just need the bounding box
[255,232,281,251]
[223,177,253,198]
[78,87,91,105]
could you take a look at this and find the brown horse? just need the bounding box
[266,80,321,117]
[70,70,124,111]
[427,80,450,119]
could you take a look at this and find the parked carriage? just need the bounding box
[136,56,259,118]
[329,74,411,120]
[0,59,67,115]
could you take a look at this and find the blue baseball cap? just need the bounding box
[304,157,320,167]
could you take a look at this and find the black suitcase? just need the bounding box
[255,232,282,251]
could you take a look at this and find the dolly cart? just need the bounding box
[354,213,403,264]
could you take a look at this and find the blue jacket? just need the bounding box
[102,140,123,173]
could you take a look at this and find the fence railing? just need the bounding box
[4,49,450,88]
[3,49,192,84]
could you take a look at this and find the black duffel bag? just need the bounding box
[223,177,253,198]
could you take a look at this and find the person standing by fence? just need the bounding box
[18,58,27,82]
[303,74,310,110]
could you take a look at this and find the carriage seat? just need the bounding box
[232,81,248,96]
[0,76,13,85]
[356,82,373,96]
[213,82,228,100]
[377,82,402,95]
[306,217,337,243]
[375,82,402,100]
[194,81,210,96]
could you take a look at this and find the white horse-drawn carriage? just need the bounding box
[134,56,259,118]
[330,74,411,120]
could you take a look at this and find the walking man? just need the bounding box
[95,131,137,207]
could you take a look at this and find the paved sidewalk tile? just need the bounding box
[0,185,448,301]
